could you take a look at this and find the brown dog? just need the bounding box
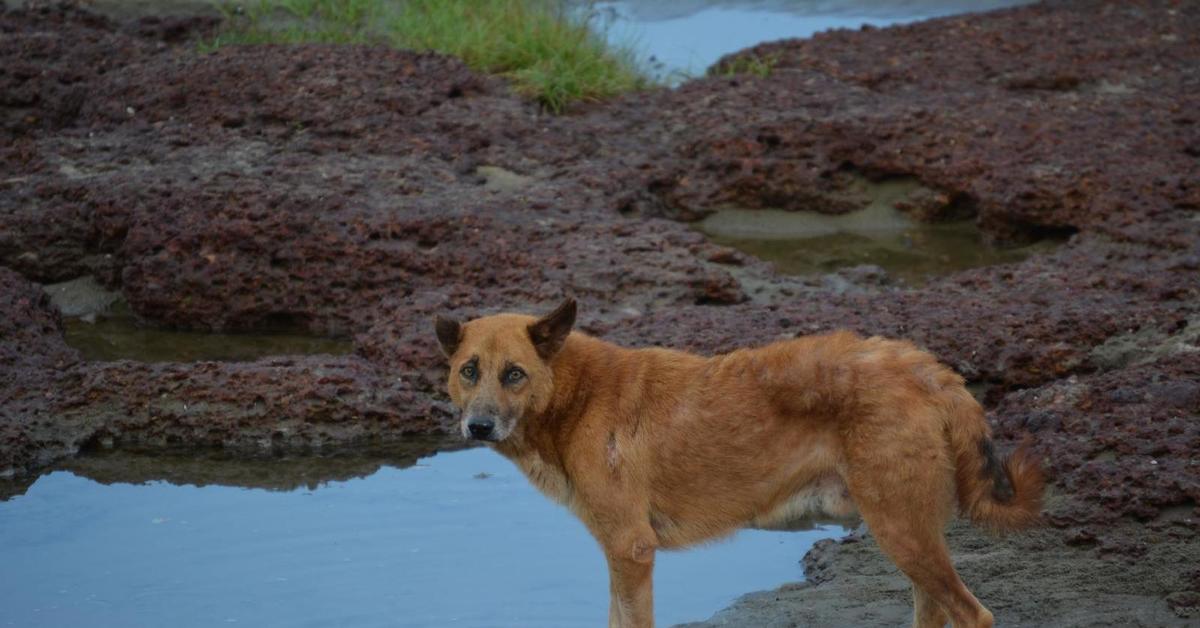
[434,298,1042,628]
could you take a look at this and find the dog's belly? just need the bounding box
[749,474,858,530]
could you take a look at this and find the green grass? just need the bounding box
[709,52,781,78]
[206,0,649,112]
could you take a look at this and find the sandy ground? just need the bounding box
[680,508,1198,627]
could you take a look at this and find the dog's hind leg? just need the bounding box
[842,422,993,627]
[872,525,991,628]
[913,583,950,628]
[855,490,991,627]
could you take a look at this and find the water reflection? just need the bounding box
[0,446,846,627]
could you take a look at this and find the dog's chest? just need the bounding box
[514,452,572,506]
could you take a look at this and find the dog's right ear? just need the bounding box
[434,316,462,358]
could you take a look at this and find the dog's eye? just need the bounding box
[459,364,478,381]
[502,367,526,385]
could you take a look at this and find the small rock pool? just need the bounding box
[0,445,846,627]
[62,311,353,363]
[696,178,1065,284]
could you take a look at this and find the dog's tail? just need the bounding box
[945,390,1044,532]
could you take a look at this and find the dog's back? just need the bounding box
[595,331,1031,542]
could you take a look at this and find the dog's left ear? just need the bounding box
[434,316,462,358]
[528,297,576,360]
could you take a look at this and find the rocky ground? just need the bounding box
[1,0,1197,625]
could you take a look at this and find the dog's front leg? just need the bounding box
[603,528,657,628]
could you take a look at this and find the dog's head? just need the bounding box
[433,298,576,443]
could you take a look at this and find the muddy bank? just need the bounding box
[682,517,1197,627]
[0,0,1197,624]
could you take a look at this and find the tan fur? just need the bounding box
[436,300,1044,628]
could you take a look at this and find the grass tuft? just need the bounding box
[207,0,649,112]
[709,52,781,78]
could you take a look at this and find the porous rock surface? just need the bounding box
[1,1,1197,625]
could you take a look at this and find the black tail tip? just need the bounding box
[979,438,1015,502]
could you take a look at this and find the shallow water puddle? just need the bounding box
[697,179,1061,284]
[0,447,844,628]
[64,314,353,362]
[41,278,353,363]
[588,0,1035,79]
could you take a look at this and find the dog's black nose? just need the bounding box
[467,418,495,440]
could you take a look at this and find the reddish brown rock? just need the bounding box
[535,1,1200,246]
[993,351,1200,550]
[0,266,80,476]
[0,6,747,333]
[0,267,456,478]
[606,230,1198,388]
[0,5,1197,612]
